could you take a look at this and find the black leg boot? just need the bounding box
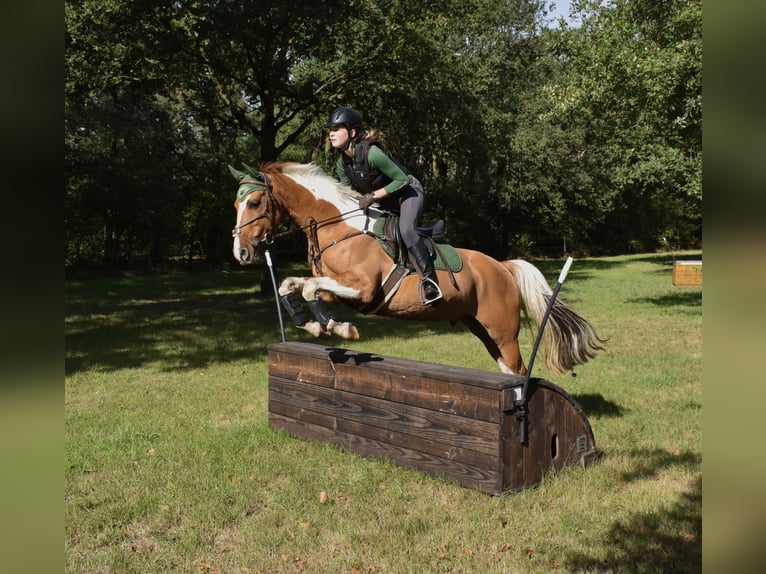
[409,237,443,305]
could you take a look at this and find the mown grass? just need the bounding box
[65,252,702,573]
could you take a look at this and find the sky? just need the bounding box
[545,0,580,27]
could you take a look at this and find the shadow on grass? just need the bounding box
[630,291,702,308]
[65,268,471,375]
[565,457,701,574]
[571,393,625,418]
[65,253,700,376]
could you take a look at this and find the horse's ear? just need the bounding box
[228,164,247,181]
[242,162,259,177]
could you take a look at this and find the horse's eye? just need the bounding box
[248,200,261,209]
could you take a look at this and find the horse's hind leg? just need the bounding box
[462,316,526,375]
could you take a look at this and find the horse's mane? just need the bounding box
[262,161,363,205]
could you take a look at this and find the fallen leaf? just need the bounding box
[319,491,330,504]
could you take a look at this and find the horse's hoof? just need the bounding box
[346,325,360,340]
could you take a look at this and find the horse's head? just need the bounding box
[229,164,282,265]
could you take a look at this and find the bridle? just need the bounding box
[231,170,382,268]
[231,174,277,248]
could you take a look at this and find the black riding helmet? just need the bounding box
[325,106,363,130]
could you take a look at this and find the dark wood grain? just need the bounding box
[267,342,596,495]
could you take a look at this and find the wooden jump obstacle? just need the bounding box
[268,342,597,495]
[672,260,703,286]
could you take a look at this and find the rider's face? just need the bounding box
[329,126,352,149]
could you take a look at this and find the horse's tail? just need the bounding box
[503,259,607,374]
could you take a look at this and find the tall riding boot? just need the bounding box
[409,237,443,305]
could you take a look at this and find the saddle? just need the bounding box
[358,214,462,315]
[379,215,446,268]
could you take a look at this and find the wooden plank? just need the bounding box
[501,416,524,492]
[334,361,503,423]
[269,342,524,393]
[522,385,546,487]
[269,386,502,479]
[269,375,500,455]
[334,417,498,471]
[268,396,338,430]
[269,411,504,494]
[268,346,336,388]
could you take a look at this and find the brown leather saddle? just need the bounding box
[378,215,446,268]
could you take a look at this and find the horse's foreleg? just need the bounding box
[301,277,360,340]
[277,277,328,337]
[277,276,360,340]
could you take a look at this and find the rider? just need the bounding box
[325,106,442,305]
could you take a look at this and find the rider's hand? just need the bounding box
[358,193,375,211]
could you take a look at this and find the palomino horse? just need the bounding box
[230,162,606,375]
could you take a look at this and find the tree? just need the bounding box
[508,0,702,254]
[65,0,701,266]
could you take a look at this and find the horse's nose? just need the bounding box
[239,248,250,262]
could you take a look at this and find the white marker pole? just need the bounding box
[264,250,286,342]
[518,256,574,444]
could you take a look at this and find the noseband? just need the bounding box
[231,174,276,247]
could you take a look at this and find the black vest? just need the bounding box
[341,141,408,212]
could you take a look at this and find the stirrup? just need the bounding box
[418,277,443,305]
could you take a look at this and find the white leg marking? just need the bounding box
[278,277,306,297]
[300,276,361,301]
[278,276,361,341]
[497,359,519,375]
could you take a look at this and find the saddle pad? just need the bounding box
[372,216,463,272]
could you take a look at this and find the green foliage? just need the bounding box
[65,0,701,266]
[506,0,702,254]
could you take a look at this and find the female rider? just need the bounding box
[325,106,441,305]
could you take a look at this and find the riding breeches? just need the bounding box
[397,176,425,249]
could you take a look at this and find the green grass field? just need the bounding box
[65,253,702,573]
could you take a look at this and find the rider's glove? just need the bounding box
[358,193,375,212]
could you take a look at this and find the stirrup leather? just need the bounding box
[418,277,443,305]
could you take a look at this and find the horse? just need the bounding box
[230,161,606,375]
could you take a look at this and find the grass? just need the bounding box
[65,252,702,573]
